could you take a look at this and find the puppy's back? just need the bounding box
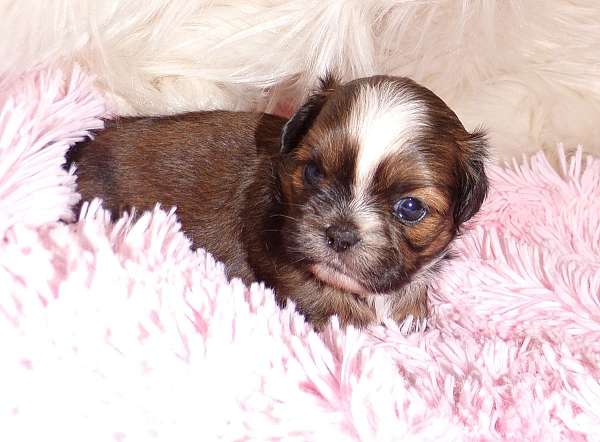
[67,111,285,282]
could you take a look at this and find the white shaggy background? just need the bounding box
[2,0,600,161]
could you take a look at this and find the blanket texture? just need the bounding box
[2,0,600,161]
[1,67,599,442]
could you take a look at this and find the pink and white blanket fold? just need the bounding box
[1,67,599,442]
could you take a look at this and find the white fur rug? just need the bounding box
[2,0,600,160]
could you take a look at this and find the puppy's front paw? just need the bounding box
[390,283,428,331]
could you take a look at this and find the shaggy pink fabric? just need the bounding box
[1,67,599,441]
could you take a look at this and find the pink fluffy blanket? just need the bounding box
[1,67,599,441]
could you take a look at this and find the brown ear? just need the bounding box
[280,73,340,154]
[454,129,490,225]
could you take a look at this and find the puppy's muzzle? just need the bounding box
[325,223,360,253]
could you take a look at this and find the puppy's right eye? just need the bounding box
[303,161,323,186]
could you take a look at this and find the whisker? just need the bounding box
[289,256,307,266]
[270,214,298,222]
[283,202,305,209]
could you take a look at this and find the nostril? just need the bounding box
[325,225,360,252]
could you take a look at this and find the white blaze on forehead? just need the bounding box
[349,82,428,191]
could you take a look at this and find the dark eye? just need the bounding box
[303,161,323,185]
[393,197,427,224]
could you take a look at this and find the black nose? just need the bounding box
[325,224,360,252]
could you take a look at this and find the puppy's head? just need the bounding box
[278,75,488,295]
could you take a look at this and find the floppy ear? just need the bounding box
[454,129,490,225]
[280,73,340,154]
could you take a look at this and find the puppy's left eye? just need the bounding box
[393,197,427,224]
[303,161,323,186]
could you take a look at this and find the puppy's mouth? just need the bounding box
[310,263,371,296]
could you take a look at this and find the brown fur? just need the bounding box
[67,75,488,329]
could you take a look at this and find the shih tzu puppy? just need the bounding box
[67,75,488,329]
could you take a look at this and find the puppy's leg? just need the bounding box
[274,273,377,330]
[390,282,429,327]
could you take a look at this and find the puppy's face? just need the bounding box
[277,75,488,295]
